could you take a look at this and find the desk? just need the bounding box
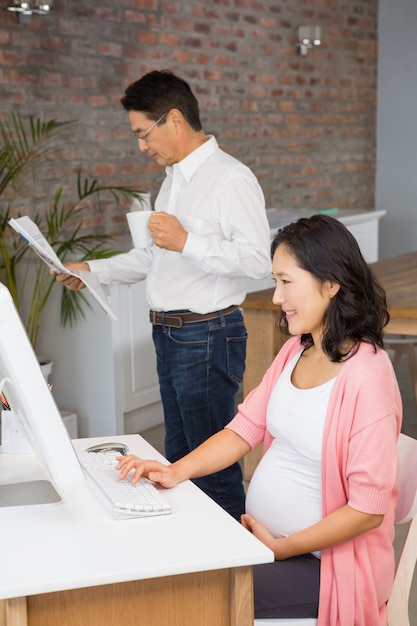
[240,251,417,483]
[0,435,273,626]
[240,289,284,485]
[371,251,417,336]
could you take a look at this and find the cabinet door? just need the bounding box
[345,221,379,262]
[111,283,161,415]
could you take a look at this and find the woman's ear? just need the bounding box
[329,282,341,299]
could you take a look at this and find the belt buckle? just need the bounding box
[150,310,158,325]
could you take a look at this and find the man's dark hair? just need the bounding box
[120,70,202,131]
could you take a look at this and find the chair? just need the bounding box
[254,433,417,626]
[385,334,417,412]
[386,433,417,626]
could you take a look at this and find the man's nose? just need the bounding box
[138,138,149,151]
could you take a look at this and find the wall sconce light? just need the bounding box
[297,25,322,56]
[7,0,53,23]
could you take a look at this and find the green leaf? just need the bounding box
[0,112,145,350]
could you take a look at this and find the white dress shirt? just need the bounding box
[88,136,271,313]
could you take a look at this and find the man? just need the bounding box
[58,70,271,520]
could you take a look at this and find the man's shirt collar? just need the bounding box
[166,136,218,182]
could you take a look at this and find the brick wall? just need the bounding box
[0,0,378,237]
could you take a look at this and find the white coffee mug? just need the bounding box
[126,210,153,248]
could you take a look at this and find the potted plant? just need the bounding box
[0,112,143,357]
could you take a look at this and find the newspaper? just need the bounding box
[9,215,117,321]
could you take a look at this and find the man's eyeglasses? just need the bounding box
[135,111,169,142]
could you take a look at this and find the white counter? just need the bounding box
[0,434,273,600]
[266,208,386,263]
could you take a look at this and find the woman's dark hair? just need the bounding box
[271,214,389,362]
[120,70,202,131]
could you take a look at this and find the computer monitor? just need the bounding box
[0,282,85,506]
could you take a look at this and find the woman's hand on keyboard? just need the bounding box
[116,455,178,488]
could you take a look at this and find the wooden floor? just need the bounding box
[140,347,417,626]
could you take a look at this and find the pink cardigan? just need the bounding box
[227,336,402,626]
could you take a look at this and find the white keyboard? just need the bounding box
[77,449,172,520]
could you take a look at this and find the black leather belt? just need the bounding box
[149,305,239,328]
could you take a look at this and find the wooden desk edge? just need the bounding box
[0,597,27,626]
[0,566,254,626]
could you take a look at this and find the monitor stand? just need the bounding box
[0,480,61,508]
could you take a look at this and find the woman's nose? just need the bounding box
[272,285,283,306]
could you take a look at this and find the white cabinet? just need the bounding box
[265,208,386,263]
[39,280,162,438]
[334,210,386,262]
[110,282,162,435]
[40,209,385,438]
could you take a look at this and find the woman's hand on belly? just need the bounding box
[241,505,384,561]
[241,513,289,559]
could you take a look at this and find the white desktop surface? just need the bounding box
[0,434,273,600]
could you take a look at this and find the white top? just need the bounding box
[245,351,336,557]
[0,434,273,600]
[88,136,271,313]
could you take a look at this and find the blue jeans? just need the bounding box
[152,309,247,520]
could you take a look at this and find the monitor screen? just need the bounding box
[0,282,85,504]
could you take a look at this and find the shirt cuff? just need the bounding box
[182,232,209,263]
[348,481,393,515]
